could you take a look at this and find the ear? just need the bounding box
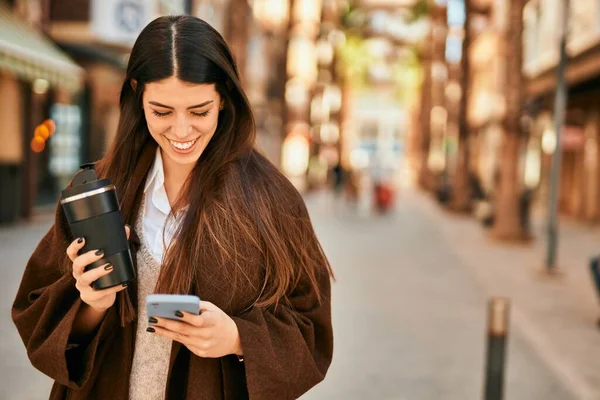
[130,79,138,92]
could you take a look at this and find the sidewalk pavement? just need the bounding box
[413,191,600,399]
[0,216,54,399]
[300,189,592,400]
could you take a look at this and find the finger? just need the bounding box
[153,317,195,336]
[125,224,131,240]
[84,282,128,300]
[149,325,191,345]
[66,237,86,262]
[199,301,219,313]
[77,263,113,287]
[176,312,206,328]
[72,249,105,277]
[82,282,128,302]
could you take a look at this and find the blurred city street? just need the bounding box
[4,0,600,398]
[3,189,600,399]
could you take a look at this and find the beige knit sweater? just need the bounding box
[129,196,172,400]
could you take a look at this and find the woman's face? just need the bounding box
[142,76,223,168]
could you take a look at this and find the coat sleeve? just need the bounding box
[231,194,334,400]
[11,205,119,389]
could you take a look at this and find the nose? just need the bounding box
[171,115,193,140]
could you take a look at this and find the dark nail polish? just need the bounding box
[175,310,184,318]
[77,237,84,244]
[95,249,104,256]
[104,265,113,271]
[122,283,128,288]
[146,327,155,333]
[148,317,158,324]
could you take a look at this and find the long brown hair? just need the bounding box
[99,15,333,315]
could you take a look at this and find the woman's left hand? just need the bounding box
[148,301,243,358]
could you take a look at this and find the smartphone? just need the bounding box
[146,294,201,320]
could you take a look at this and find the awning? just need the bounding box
[0,4,83,92]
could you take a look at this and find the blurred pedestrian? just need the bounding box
[331,161,344,195]
[11,16,333,400]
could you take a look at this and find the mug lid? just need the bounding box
[61,178,113,201]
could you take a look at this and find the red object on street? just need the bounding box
[374,183,394,212]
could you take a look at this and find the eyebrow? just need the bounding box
[148,100,214,110]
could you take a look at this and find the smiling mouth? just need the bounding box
[167,138,198,151]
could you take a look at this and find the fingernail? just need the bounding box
[125,224,131,230]
[146,327,155,333]
[175,310,184,318]
[104,264,113,271]
[77,237,84,244]
[95,249,104,256]
[122,283,128,288]
[148,317,158,324]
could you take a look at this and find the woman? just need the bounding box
[12,15,334,400]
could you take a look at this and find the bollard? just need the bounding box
[589,256,600,298]
[483,298,510,400]
[589,256,600,328]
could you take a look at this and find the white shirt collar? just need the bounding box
[143,148,171,216]
[144,147,164,194]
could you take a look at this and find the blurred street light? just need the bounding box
[445,81,462,103]
[291,0,322,37]
[287,37,318,85]
[524,141,541,189]
[285,78,310,108]
[316,38,335,66]
[32,78,49,94]
[431,105,448,126]
[368,63,393,83]
[324,84,342,113]
[364,37,394,57]
[34,125,50,141]
[282,123,311,176]
[320,122,340,143]
[431,61,448,81]
[293,0,322,25]
[542,128,557,155]
[310,94,330,123]
[368,9,429,44]
[250,0,290,33]
[327,29,347,47]
[30,136,45,153]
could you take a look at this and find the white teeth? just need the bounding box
[169,139,196,150]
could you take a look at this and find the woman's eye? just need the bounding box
[152,110,171,118]
[191,110,210,118]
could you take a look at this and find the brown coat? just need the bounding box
[11,142,333,399]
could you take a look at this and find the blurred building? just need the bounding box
[0,0,346,223]
[524,0,600,222]
[468,1,505,196]
[49,0,191,161]
[0,0,83,223]
[0,0,226,224]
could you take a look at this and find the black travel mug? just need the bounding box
[60,163,135,289]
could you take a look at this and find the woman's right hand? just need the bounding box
[66,225,131,312]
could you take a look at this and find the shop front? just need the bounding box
[0,3,83,223]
